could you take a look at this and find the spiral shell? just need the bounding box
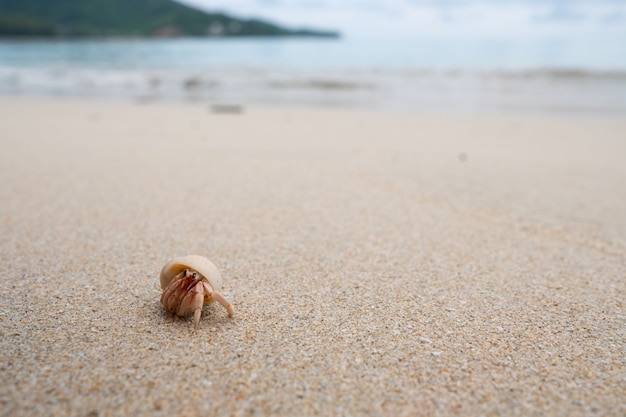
[160,254,223,294]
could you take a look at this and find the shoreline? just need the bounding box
[3,92,625,122]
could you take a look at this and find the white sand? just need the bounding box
[0,98,625,416]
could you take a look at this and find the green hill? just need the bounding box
[0,0,339,37]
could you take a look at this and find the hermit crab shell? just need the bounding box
[159,255,223,293]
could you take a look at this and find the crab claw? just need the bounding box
[177,281,205,330]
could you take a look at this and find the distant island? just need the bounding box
[0,0,339,38]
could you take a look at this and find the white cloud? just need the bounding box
[177,0,626,38]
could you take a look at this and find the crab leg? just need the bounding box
[213,290,235,317]
[202,281,234,317]
[193,308,202,332]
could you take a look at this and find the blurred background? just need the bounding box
[0,0,625,114]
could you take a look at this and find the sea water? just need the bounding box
[1,36,625,114]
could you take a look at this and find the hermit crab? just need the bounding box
[160,255,234,330]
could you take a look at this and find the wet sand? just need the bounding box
[0,98,625,416]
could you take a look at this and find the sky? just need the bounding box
[178,0,626,39]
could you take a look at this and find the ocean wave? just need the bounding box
[1,66,625,115]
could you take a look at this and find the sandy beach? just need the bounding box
[1,98,625,416]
